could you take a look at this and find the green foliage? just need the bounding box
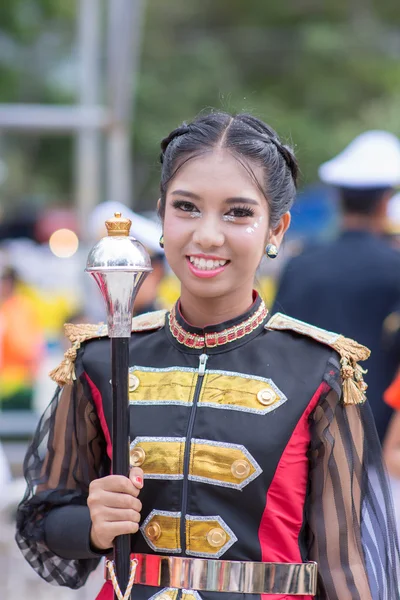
[1,0,400,208]
[134,0,400,204]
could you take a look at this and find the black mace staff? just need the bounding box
[86,212,152,600]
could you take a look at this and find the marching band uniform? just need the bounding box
[16,293,399,599]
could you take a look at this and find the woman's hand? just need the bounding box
[88,467,144,551]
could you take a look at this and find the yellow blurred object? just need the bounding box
[21,284,80,339]
[256,277,277,308]
[0,291,45,400]
[158,274,180,309]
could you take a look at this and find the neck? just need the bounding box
[342,213,383,235]
[179,286,255,328]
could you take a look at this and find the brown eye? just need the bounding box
[172,200,199,213]
[227,205,255,218]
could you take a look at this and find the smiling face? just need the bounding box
[162,149,290,315]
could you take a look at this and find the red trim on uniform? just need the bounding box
[95,580,113,600]
[258,381,330,600]
[85,371,113,461]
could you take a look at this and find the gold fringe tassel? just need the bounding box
[49,341,82,386]
[49,323,104,386]
[332,335,370,405]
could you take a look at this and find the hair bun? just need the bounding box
[269,137,298,186]
[160,124,191,163]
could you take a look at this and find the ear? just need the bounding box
[268,212,291,249]
[157,198,162,214]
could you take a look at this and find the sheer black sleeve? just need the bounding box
[15,375,110,589]
[308,360,400,600]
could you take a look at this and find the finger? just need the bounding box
[107,521,139,538]
[129,467,144,490]
[102,493,142,511]
[100,507,141,524]
[97,475,138,495]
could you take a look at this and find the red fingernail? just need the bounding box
[135,477,143,485]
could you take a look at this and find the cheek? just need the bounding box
[231,226,267,261]
[162,214,195,263]
[163,214,189,241]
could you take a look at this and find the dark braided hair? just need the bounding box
[159,112,298,229]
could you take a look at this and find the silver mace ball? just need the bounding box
[85,211,152,337]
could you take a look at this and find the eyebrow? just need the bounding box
[171,190,200,200]
[171,190,260,206]
[225,197,260,206]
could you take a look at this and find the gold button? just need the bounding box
[130,446,146,466]
[206,527,227,548]
[146,521,161,542]
[257,388,276,406]
[129,373,140,391]
[231,459,251,479]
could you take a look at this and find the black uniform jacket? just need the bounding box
[273,230,400,441]
[16,294,399,600]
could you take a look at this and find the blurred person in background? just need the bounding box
[132,251,165,315]
[384,191,400,250]
[273,131,400,443]
[0,267,45,411]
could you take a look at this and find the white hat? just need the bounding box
[319,131,400,188]
[88,201,162,254]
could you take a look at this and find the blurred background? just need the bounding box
[1,0,400,597]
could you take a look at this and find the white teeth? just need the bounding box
[189,256,227,270]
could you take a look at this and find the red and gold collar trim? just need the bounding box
[168,300,268,349]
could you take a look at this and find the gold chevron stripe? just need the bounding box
[199,372,283,413]
[130,438,185,478]
[129,369,196,404]
[190,440,260,488]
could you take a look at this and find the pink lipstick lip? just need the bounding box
[186,256,229,279]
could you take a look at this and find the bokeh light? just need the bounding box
[48,228,79,258]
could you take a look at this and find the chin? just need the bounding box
[184,279,231,300]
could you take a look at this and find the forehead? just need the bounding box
[168,149,266,201]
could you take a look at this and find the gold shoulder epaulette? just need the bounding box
[266,312,370,406]
[49,309,167,386]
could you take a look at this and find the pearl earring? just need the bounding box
[265,243,278,258]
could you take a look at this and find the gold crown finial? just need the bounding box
[105,212,132,237]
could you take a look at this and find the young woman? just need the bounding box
[16,112,399,600]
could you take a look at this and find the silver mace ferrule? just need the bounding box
[85,211,152,337]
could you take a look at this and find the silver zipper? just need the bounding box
[198,353,208,376]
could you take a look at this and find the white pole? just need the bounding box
[106,0,145,208]
[76,0,102,240]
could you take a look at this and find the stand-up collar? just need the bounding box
[166,292,268,354]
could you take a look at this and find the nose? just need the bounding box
[192,215,225,249]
